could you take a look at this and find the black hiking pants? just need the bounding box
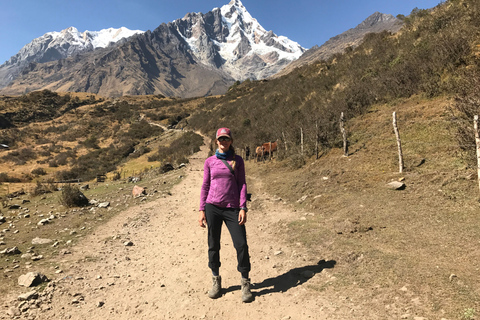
[205,203,251,274]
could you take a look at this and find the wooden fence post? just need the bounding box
[474,115,480,193]
[340,112,348,157]
[282,131,288,154]
[315,120,319,159]
[300,128,304,156]
[393,111,404,173]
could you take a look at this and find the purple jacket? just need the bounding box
[199,154,247,211]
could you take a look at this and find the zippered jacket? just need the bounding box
[199,154,247,211]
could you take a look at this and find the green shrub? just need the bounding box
[59,184,89,207]
[31,168,47,176]
[0,173,21,183]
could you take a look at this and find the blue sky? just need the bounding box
[0,0,443,64]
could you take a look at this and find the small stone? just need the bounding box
[37,219,50,226]
[387,181,406,190]
[31,237,53,245]
[98,202,110,208]
[18,291,38,301]
[124,241,134,246]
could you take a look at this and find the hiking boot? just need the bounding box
[241,278,254,302]
[208,275,222,299]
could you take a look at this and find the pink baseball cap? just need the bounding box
[216,127,232,139]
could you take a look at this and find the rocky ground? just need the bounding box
[1,137,342,320]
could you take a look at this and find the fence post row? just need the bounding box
[393,111,404,173]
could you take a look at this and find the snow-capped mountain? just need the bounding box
[0,0,306,97]
[173,0,306,80]
[0,26,143,88]
[5,26,143,66]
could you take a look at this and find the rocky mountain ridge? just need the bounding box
[0,27,143,89]
[274,12,403,78]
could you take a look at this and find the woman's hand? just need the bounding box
[199,210,207,228]
[238,209,247,225]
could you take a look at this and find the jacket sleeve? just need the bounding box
[236,156,248,209]
[199,158,211,211]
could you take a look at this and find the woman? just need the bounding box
[198,127,253,302]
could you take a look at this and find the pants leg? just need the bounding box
[222,208,251,274]
[205,204,251,274]
[205,203,223,271]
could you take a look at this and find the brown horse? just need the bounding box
[255,141,277,161]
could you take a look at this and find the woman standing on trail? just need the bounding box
[198,127,253,303]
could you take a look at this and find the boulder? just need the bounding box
[18,272,49,287]
[132,186,146,198]
[1,246,21,255]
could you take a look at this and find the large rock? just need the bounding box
[1,246,21,255]
[132,186,146,198]
[18,272,49,287]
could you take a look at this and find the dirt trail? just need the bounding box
[6,138,342,320]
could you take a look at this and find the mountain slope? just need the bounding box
[0,27,143,89]
[274,12,402,78]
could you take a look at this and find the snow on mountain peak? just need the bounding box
[174,0,305,79]
[4,26,144,67]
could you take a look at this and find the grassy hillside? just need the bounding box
[187,0,480,167]
[245,95,480,318]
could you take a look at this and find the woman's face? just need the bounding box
[217,137,232,153]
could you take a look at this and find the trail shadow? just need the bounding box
[221,260,336,302]
[253,259,336,297]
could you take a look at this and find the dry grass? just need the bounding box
[246,96,480,319]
